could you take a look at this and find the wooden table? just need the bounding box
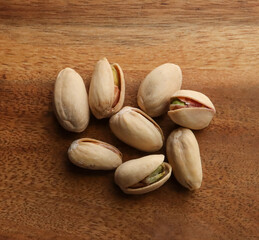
[0,1,258,239]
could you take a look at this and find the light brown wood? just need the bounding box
[0,1,258,239]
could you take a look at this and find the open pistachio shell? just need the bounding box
[137,63,182,117]
[109,106,164,152]
[89,57,125,119]
[53,68,90,132]
[115,154,172,194]
[166,128,202,190]
[68,138,122,170]
[168,90,216,130]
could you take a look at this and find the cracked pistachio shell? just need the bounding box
[137,63,182,117]
[115,154,172,194]
[168,90,216,130]
[68,138,122,170]
[166,128,202,190]
[89,57,125,119]
[53,68,90,132]
[109,106,164,152]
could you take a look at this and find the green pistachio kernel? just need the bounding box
[142,164,165,185]
[111,65,119,87]
[171,98,186,106]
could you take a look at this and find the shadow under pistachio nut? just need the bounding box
[68,138,122,170]
[89,57,125,119]
[53,68,90,132]
[137,63,182,117]
[114,154,172,195]
[166,128,202,190]
[109,106,164,152]
[168,90,216,130]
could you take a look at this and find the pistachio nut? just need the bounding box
[68,138,122,170]
[89,57,125,119]
[53,68,90,132]
[168,90,216,130]
[109,106,164,152]
[114,154,172,194]
[166,128,202,190]
[137,63,182,117]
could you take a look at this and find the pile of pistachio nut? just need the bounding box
[53,57,216,195]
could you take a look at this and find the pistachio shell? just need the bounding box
[89,57,125,119]
[53,68,90,132]
[166,128,202,190]
[68,138,122,170]
[168,90,216,130]
[115,154,172,194]
[109,106,164,152]
[137,63,182,117]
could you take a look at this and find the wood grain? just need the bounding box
[0,1,258,239]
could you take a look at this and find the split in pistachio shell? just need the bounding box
[114,154,172,194]
[111,65,120,107]
[166,128,202,190]
[89,57,125,119]
[137,63,182,117]
[109,106,164,152]
[53,68,90,132]
[68,138,122,170]
[168,90,216,130]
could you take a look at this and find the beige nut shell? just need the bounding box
[53,68,90,132]
[115,154,172,194]
[137,63,182,117]
[89,57,125,119]
[68,138,122,170]
[168,90,216,130]
[109,106,164,152]
[166,128,202,190]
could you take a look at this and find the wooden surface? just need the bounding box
[0,1,258,239]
